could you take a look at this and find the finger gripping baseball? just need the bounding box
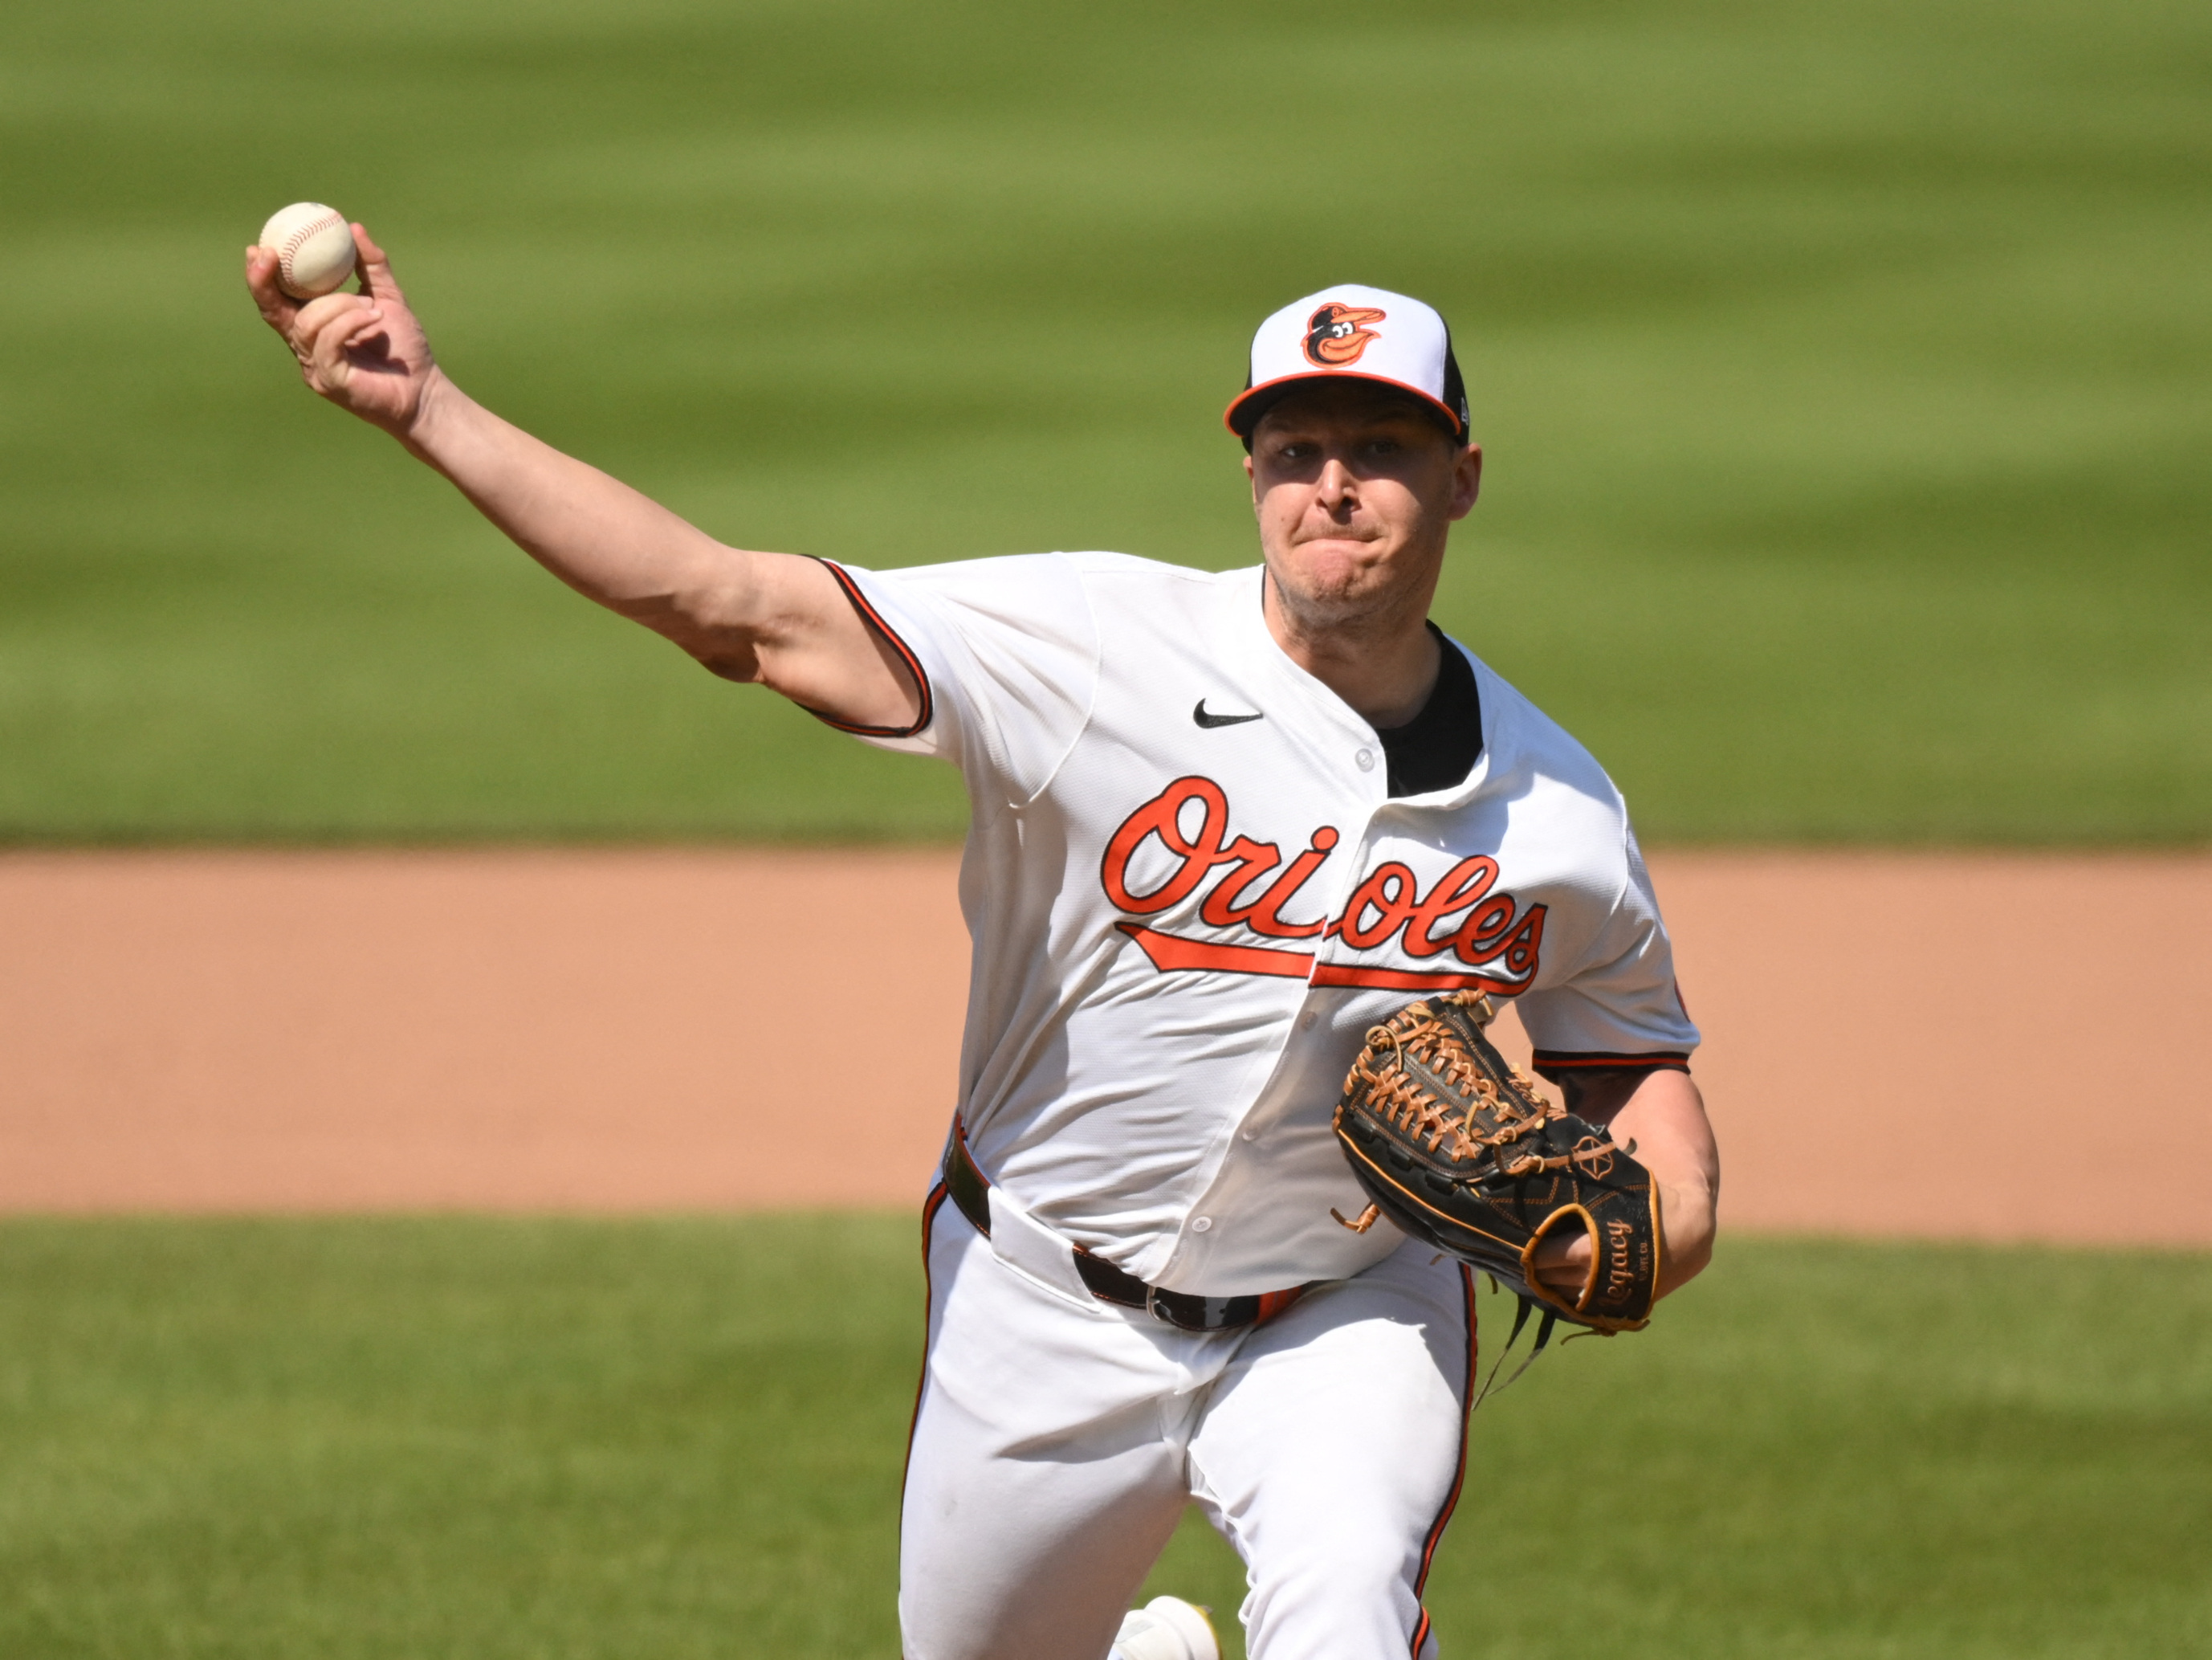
[1331,989,1660,1332]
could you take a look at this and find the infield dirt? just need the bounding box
[4,850,2206,1243]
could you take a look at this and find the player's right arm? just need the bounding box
[243,226,920,732]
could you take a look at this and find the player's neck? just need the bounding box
[1262,573,1443,730]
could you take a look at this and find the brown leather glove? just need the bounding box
[1333,989,1660,1336]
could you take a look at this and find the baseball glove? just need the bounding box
[1332,990,1660,1338]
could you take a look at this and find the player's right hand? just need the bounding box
[245,224,441,440]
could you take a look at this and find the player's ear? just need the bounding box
[1448,443,1482,520]
[1243,451,1258,511]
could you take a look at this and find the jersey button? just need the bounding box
[1355,747,1375,772]
[1190,1216,1213,1233]
[1299,1010,1318,1030]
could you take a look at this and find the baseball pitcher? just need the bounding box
[247,230,1721,1660]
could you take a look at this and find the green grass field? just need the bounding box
[2,1219,2206,1658]
[2,0,2206,844]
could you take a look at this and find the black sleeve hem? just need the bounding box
[1530,1049,1692,1085]
[802,559,935,739]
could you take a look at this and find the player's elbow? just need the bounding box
[623,573,764,683]
[605,591,766,684]
[693,648,762,683]
[677,599,765,682]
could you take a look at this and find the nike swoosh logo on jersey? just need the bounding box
[1193,699,1265,728]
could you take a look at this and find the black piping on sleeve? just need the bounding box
[804,558,935,739]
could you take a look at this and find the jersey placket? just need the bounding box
[1150,603,1416,1291]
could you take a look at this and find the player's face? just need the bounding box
[1244,385,1482,632]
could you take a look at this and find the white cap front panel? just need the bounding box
[1228,283,1462,435]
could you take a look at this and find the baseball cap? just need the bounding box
[1224,283,1470,444]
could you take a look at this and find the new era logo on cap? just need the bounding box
[1225,283,1470,441]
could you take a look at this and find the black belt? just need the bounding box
[941,1124,1311,1334]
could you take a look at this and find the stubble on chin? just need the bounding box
[1266,541,1408,642]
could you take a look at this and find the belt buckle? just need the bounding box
[1144,1285,1202,1331]
[1147,1285,1235,1332]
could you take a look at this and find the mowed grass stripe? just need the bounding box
[1,1219,2207,1658]
[2,0,2206,842]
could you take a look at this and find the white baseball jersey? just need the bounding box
[826,551,1698,1297]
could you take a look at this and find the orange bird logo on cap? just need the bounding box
[1302,302,1387,366]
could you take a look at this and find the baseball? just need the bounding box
[259,202,357,300]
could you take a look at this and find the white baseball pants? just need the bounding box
[898,1183,1477,1660]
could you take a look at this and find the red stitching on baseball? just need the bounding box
[280,211,345,284]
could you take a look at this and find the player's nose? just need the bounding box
[1314,456,1358,507]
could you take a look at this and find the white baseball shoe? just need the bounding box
[1110,1594,1220,1660]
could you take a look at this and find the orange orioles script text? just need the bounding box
[1100,777,1546,993]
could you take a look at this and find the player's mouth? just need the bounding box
[1288,526,1388,558]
